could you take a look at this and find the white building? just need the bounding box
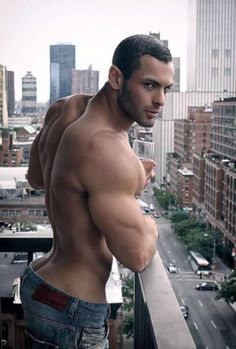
[187,0,236,92]
[22,71,37,116]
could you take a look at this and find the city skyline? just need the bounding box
[1,0,188,102]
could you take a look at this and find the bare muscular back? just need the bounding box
[31,86,157,303]
[35,91,151,302]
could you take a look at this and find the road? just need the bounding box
[142,188,236,349]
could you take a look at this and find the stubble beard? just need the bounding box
[117,81,154,128]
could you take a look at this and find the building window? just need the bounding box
[225,49,231,58]
[212,68,218,77]
[212,49,219,58]
[224,68,231,76]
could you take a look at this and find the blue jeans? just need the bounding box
[20,265,110,348]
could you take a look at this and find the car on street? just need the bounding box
[167,263,177,273]
[180,305,189,319]
[195,281,218,291]
[149,204,155,211]
[153,212,160,219]
[11,252,28,264]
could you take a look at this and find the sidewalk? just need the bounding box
[213,256,232,281]
[212,257,236,313]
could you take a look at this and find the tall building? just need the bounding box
[50,43,75,105]
[153,91,232,186]
[21,71,37,116]
[0,128,23,166]
[72,65,99,95]
[7,71,15,117]
[192,97,236,268]
[150,32,180,92]
[0,65,8,127]
[167,106,212,205]
[187,0,236,92]
[211,97,236,160]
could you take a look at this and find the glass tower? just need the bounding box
[50,44,75,105]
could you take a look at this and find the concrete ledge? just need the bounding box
[139,251,196,349]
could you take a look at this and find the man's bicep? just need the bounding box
[88,192,145,258]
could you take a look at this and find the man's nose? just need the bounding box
[153,89,165,107]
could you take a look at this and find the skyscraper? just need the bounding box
[0,65,8,127]
[72,65,99,95]
[22,71,37,116]
[7,71,15,117]
[187,0,236,92]
[50,43,75,105]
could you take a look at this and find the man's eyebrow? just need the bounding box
[143,78,173,89]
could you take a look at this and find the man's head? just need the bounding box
[112,34,172,80]
[109,34,174,128]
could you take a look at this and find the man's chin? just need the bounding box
[138,120,156,128]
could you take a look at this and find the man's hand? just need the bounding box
[140,159,156,187]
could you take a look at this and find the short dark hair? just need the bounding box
[112,34,172,80]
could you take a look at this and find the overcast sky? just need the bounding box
[1,0,188,102]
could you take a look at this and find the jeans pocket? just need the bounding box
[78,320,109,348]
[24,329,59,349]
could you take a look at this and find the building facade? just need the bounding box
[50,44,75,105]
[21,71,37,116]
[192,98,236,268]
[0,128,23,167]
[167,106,211,207]
[7,71,15,117]
[0,65,8,127]
[187,0,236,92]
[72,65,99,95]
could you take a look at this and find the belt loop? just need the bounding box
[69,298,79,317]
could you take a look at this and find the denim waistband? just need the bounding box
[21,263,110,315]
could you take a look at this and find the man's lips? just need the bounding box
[145,109,160,117]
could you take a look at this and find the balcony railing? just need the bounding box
[135,251,196,349]
[0,235,196,349]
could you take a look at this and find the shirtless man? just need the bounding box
[20,34,174,348]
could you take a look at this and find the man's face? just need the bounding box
[117,54,174,127]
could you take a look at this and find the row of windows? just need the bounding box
[211,67,231,76]
[212,49,231,58]
[22,88,36,92]
[22,96,37,101]
[0,209,48,217]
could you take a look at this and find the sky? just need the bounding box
[1,0,188,102]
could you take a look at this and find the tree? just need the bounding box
[170,212,188,223]
[216,271,236,304]
[153,188,174,210]
[122,274,134,338]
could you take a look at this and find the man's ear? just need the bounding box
[108,65,123,90]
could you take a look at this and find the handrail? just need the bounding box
[134,251,196,349]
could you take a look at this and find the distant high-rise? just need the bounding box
[22,71,37,116]
[72,65,99,95]
[7,71,15,117]
[150,32,180,92]
[187,0,236,92]
[50,44,75,105]
[0,65,8,127]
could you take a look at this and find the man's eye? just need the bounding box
[164,87,171,94]
[144,82,155,89]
